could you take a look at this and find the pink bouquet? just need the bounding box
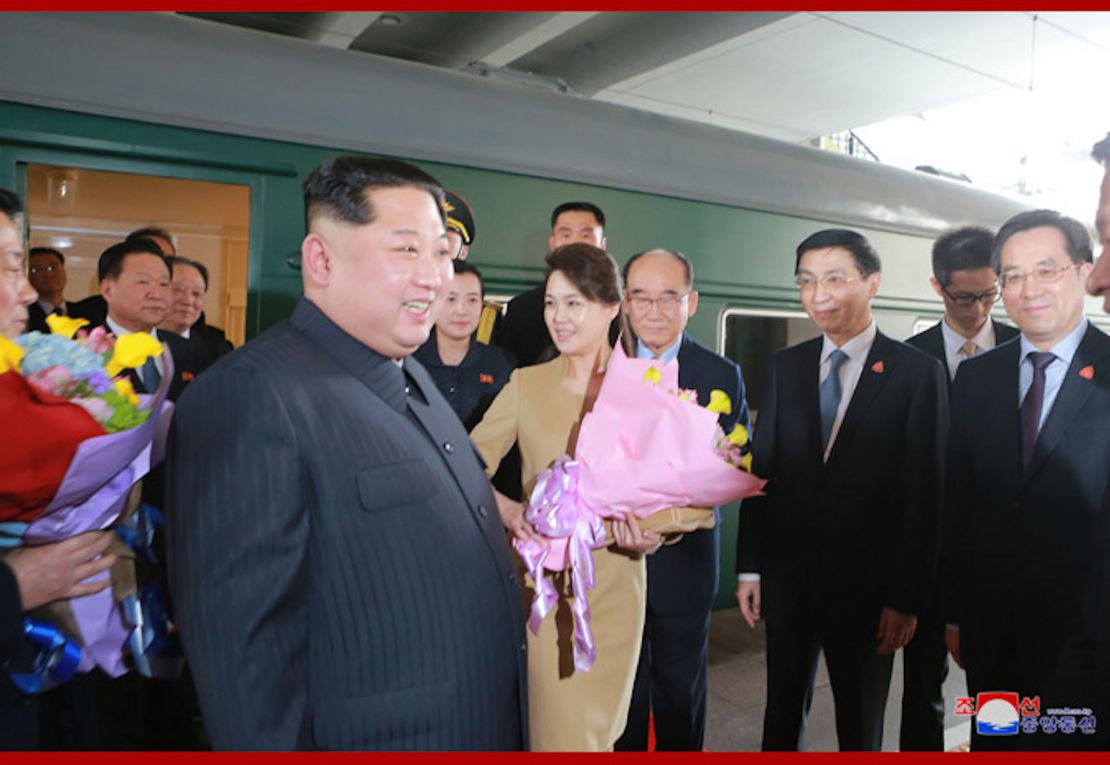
[517,342,765,671]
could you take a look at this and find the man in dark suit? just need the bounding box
[903,226,1018,751]
[500,201,606,367]
[166,156,527,751]
[25,247,79,334]
[943,209,1108,751]
[614,249,750,751]
[736,229,948,751]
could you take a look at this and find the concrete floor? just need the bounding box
[704,608,971,752]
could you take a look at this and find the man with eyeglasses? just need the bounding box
[25,246,78,334]
[899,226,1019,751]
[614,249,749,752]
[736,229,947,751]
[943,209,1108,751]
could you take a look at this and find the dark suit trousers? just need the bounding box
[615,529,718,751]
[763,600,894,751]
[898,601,948,751]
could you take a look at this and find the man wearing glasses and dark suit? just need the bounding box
[943,209,1109,751]
[902,226,1018,751]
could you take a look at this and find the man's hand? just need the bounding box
[611,515,663,555]
[876,607,917,655]
[736,579,762,628]
[5,531,117,611]
[945,625,963,669]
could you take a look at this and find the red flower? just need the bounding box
[1079,365,1094,380]
[871,360,884,374]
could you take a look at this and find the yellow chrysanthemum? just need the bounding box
[739,452,753,472]
[113,377,140,406]
[727,423,749,447]
[0,335,25,373]
[45,314,89,338]
[643,367,662,384]
[707,389,732,415]
[105,333,163,377]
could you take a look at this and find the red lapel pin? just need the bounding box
[181,371,195,382]
[871,360,884,374]
[1079,365,1094,380]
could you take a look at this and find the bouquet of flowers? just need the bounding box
[517,342,766,672]
[0,315,173,692]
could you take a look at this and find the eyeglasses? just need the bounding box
[999,263,1083,292]
[941,285,999,307]
[627,292,689,312]
[795,272,861,290]
[29,263,61,275]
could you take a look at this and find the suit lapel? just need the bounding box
[1023,325,1110,483]
[792,339,824,461]
[830,332,893,456]
[926,323,950,379]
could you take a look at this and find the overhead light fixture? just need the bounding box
[378,14,403,27]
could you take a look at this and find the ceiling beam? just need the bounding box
[308,12,382,49]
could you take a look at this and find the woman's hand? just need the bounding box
[494,491,541,545]
[611,514,663,556]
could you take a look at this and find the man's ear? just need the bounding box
[687,289,699,318]
[867,271,882,299]
[301,233,331,288]
[930,277,945,299]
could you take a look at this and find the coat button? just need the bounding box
[508,572,517,584]
[477,504,489,518]
[520,643,527,653]
[443,441,453,453]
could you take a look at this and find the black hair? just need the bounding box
[167,255,210,290]
[451,259,484,296]
[931,226,994,286]
[545,243,622,306]
[0,188,21,219]
[1093,133,1110,166]
[794,229,881,276]
[29,246,65,266]
[550,201,606,231]
[302,155,446,232]
[126,227,175,255]
[622,248,694,291]
[991,209,1092,271]
[98,239,173,282]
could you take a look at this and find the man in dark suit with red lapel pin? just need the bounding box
[736,229,948,751]
[943,208,1109,751]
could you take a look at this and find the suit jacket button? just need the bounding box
[443,441,453,454]
[477,504,489,518]
[508,572,517,583]
[520,643,527,653]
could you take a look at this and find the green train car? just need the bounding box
[2,13,1105,606]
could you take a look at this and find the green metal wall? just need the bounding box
[0,99,943,610]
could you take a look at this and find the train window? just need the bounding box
[718,308,821,418]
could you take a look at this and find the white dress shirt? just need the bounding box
[940,318,997,382]
[819,320,877,462]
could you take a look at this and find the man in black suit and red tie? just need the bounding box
[615,248,750,751]
[736,229,948,751]
[943,209,1109,751]
[167,156,527,750]
[903,225,1018,751]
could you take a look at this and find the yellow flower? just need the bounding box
[113,377,140,406]
[643,366,662,384]
[105,333,163,377]
[0,335,25,373]
[727,423,749,447]
[45,314,89,338]
[707,389,732,415]
[739,452,753,472]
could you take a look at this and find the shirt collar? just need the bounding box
[941,316,995,355]
[636,334,683,363]
[821,320,876,366]
[1019,317,1088,367]
[36,299,61,315]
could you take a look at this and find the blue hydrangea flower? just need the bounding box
[15,332,107,378]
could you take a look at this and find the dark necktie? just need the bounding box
[1019,351,1056,469]
[819,349,849,451]
[52,305,65,317]
[139,356,161,393]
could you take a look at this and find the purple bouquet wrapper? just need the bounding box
[23,349,175,677]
